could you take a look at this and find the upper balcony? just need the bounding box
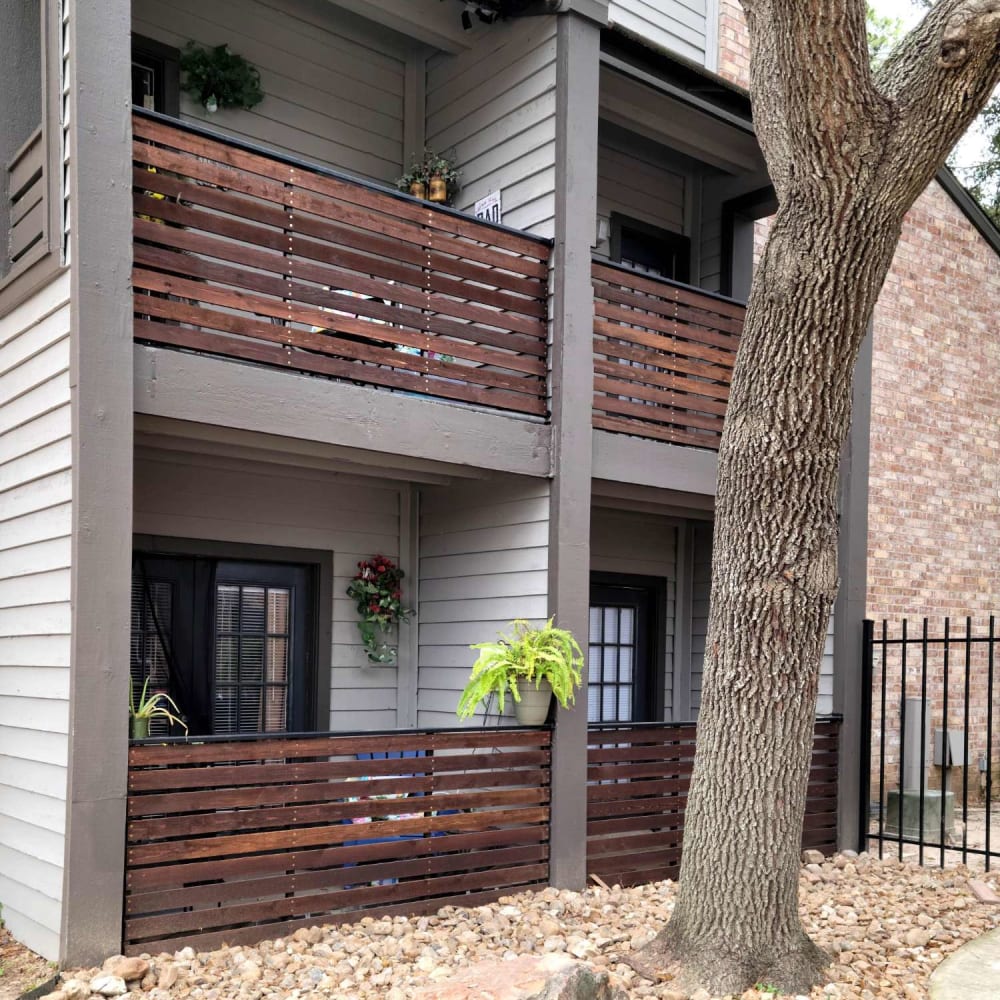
[132,111,550,421]
[131,110,748,475]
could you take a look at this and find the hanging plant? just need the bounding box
[346,555,414,664]
[179,42,264,113]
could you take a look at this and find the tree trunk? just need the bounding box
[633,1,1000,994]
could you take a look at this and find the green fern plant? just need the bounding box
[457,618,583,719]
[179,43,264,113]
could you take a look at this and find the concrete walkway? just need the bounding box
[929,928,1000,999]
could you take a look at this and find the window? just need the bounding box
[610,213,691,284]
[131,34,180,117]
[588,575,665,723]
[130,553,318,736]
[0,0,62,309]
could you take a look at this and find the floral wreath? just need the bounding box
[346,555,414,663]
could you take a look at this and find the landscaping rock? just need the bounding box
[55,853,1000,1000]
[89,974,128,996]
[103,956,150,982]
[409,955,626,999]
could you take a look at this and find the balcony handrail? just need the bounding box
[130,722,550,746]
[131,106,552,250]
[586,713,843,732]
[590,254,747,310]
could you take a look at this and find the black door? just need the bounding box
[588,574,663,723]
[131,554,315,736]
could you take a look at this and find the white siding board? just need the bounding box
[0,371,71,434]
[0,876,62,954]
[135,454,406,730]
[1,470,71,522]
[0,757,66,800]
[0,636,71,669]
[0,845,62,903]
[0,570,70,609]
[0,604,72,639]
[0,405,71,464]
[0,278,71,961]
[0,785,65,835]
[0,505,72,553]
[417,479,549,728]
[0,437,72,493]
[0,338,72,403]
[0,727,68,768]
[0,665,70,700]
[425,18,557,237]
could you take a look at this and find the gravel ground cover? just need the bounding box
[46,852,1000,1000]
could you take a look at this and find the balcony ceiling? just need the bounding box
[327,0,476,51]
[599,65,766,176]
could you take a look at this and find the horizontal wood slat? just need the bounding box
[125,727,551,952]
[586,720,841,886]
[131,112,549,418]
[592,261,744,450]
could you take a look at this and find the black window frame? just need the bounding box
[131,33,181,118]
[609,212,692,285]
[130,537,333,736]
[588,571,668,724]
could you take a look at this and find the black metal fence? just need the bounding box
[862,616,999,868]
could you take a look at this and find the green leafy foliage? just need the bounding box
[179,43,264,112]
[395,148,461,198]
[129,676,187,735]
[866,3,904,67]
[456,618,583,719]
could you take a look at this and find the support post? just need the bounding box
[61,0,134,966]
[547,5,603,889]
[833,327,873,852]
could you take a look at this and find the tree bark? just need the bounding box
[635,1,1000,994]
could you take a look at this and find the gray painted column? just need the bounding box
[61,0,134,966]
[833,329,872,852]
[547,6,602,889]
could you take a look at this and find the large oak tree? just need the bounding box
[634,1,1000,994]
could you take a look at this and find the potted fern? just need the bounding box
[456,619,583,725]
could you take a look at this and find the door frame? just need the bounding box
[589,571,668,723]
[132,535,333,731]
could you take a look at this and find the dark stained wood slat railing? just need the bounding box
[131,111,550,417]
[586,718,840,887]
[125,728,551,954]
[591,261,745,449]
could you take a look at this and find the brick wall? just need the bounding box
[868,182,1000,623]
[717,0,750,89]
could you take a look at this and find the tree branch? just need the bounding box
[877,0,1000,209]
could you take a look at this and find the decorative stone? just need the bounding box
[103,956,150,982]
[60,980,92,1000]
[410,955,626,999]
[89,975,128,996]
[156,964,180,990]
[802,849,826,864]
